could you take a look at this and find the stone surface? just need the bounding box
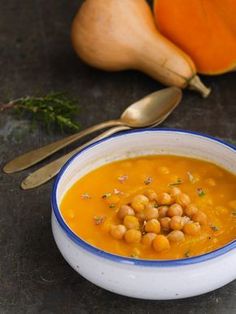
[0,1,236,313]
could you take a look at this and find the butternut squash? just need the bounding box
[71,0,210,97]
[154,0,236,74]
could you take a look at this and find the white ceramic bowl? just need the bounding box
[51,129,236,300]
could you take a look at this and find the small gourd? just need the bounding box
[71,0,210,97]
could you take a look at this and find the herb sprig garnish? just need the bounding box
[93,216,106,225]
[0,92,80,133]
[211,225,220,232]
[197,188,206,197]
[102,193,112,199]
[184,250,191,258]
[144,176,153,185]
[81,193,91,200]
[169,178,183,186]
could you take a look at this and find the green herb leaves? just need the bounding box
[169,178,182,186]
[93,215,106,225]
[211,225,220,232]
[81,192,91,200]
[1,92,80,133]
[197,188,206,197]
[144,176,153,185]
[102,193,112,199]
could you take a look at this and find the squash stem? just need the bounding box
[188,75,211,98]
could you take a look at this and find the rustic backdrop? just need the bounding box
[1,1,236,313]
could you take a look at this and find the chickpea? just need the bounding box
[167,203,183,217]
[117,205,135,220]
[145,219,161,234]
[123,215,140,230]
[136,212,145,221]
[121,161,132,168]
[192,211,208,225]
[124,229,142,244]
[168,230,185,242]
[101,219,112,233]
[153,235,170,252]
[170,216,184,230]
[215,206,228,215]
[110,225,127,240]
[106,194,120,205]
[183,222,201,236]
[141,233,157,247]
[158,192,172,205]
[181,216,191,225]
[158,166,170,175]
[144,189,158,201]
[229,200,236,209]
[170,187,182,198]
[144,204,159,220]
[185,203,198,217]
[131,247,140,258]
[205,178,216,187]
[66,209,75,220]
[158,206,169,218]
[131,194,149,212]
[160,217,171,231]
[176,193,191,207]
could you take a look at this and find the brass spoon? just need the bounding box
[21,125,130,190]
[21,100,181,190]
[21,117,166,190]
[3,87,182,174]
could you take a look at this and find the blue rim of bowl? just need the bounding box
[51,128,236,267]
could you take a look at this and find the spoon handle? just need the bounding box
[3,119,122,173]
[21,126,130,190]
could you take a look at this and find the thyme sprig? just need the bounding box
[169,178,183,186]
[0,92,80,133]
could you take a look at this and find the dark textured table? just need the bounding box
[1,1,236,313]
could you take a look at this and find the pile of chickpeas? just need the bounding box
[109,187,208,253]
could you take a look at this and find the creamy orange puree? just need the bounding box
[61,155,236,260]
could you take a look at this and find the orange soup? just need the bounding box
[60,155,236,260]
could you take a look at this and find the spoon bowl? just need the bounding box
[121,87,182,127]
